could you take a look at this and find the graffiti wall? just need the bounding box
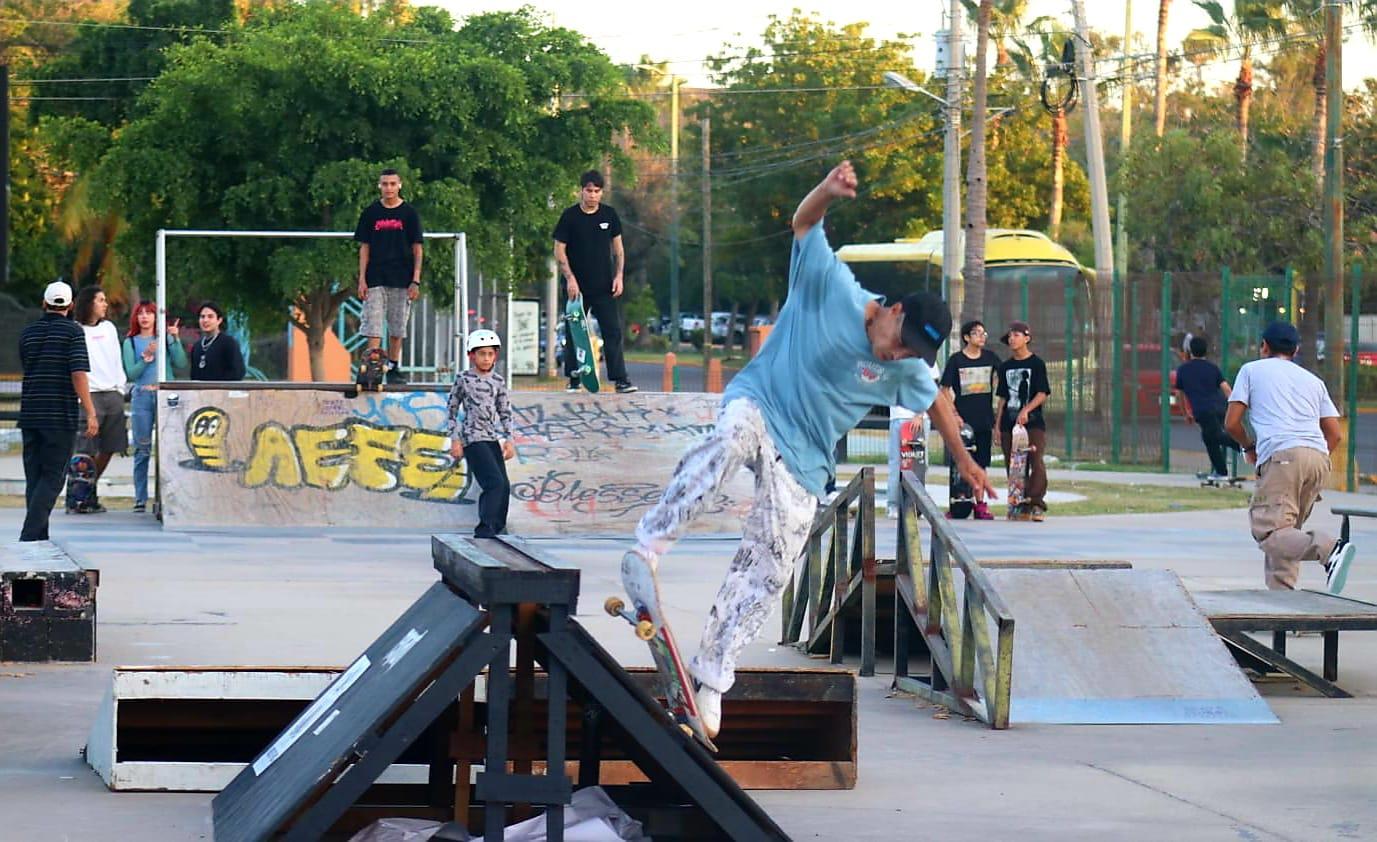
[157,387,755,535]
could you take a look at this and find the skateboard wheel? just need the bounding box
[635,620,656,641]
[604,596,625,616]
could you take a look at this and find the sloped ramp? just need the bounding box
[987,569,1277,725]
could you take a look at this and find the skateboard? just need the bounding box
[898,415,928,486]
[1197,472,1246,489]
[65,453,98,514]
[564,297,600,393]
[606,553,717,751]
[356,347,387,392]
[948,424,977,519]
[1007,423,1033,521]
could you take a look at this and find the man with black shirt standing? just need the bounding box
[354,168,423,385]
[19,281,98,541]
[940,320,1001,519]
[995,320,1052,521]
[553,170,637,393]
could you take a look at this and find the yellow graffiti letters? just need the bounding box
[242,423,303,488]
[349,424,406,492]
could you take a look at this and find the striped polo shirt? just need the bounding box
[19,312,90,431]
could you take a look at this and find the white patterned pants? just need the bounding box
[634,398,819,693]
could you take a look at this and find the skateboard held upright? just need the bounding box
[65,453,98,514]
[948,423,977,519]
[898,414,928,486]
[1007,423,1033,521]
[564,297,601,393]
[606,552,717,751]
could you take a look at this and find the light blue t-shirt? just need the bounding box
[723,223,938,497]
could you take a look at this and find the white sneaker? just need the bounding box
[695,683,722,738]
[1326,540,1356,594]
[885,505,898,519]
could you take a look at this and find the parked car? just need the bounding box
[680,313,705,333]
[710,312,747,343]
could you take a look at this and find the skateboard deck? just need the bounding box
[608,553,717,751]
[65,453,97,513]
[1007,423,1032,520]
[356,347,387,392]
[948,424,977,519]
[898,415,928,486]
[1197,473,1246,489]
[565,298,600,393]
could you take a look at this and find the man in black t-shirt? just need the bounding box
[1174,335,1241,477]
[940,319,1001,519]
[354,168,423,385]
[553,170,637,393]
[995,320,1052,520]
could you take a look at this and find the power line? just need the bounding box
[12,76,157,84]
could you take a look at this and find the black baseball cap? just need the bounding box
[899,292,952,366]
[1261,321,1300,346]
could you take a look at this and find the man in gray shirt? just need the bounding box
[1225,321,1355,593]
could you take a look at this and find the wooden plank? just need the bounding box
[1193,589,1377,624]
[530,760,857,791]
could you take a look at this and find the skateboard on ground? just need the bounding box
[1197,472,1246,489]
[948,424,977,519]
[564,297,600,393]
[606,554,717,752]
[898,414,928,486]
[355,347,388,392]
[65,453,98,514]
[1007,423,1033,521]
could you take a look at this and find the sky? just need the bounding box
[432,0,1377,90]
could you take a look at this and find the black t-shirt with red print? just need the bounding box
[354,199,423,289]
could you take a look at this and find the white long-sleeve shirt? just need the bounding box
[83,320,127,393]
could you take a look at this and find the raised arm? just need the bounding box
[792,161,858,238]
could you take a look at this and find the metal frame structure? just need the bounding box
[892,472,1015,728]
[153,229,469,385]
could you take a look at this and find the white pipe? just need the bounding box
[456,234,469,372]
[155,229,167,385]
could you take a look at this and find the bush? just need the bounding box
[688,328,706,351]
[637,332,670,352]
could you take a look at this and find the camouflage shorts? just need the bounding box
[361,286,412,339]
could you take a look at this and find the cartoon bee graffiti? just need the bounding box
[182,407,240,472]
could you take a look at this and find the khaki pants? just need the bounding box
[1249,446,1336,590]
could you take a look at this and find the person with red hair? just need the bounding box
[122,302,188,512]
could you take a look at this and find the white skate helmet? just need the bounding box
[466,330,502,354]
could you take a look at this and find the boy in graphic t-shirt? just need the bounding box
[354,168,423,385]
[621,161,997,738]
[995,320,1051,521]
[940,319,1001,519]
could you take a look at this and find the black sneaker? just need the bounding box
[132,501,146,514]
[615,381,639,394]
[82,501,107,514]
[385,366,409,385]
[566,377,581,393]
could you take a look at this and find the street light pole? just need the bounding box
[944,2,964,327]
[669,77,682,347]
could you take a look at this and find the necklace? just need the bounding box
[199,333,218,369]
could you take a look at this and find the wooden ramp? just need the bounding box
[988,569,1277,725]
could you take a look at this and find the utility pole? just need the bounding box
[1322,0,1344,400]
[701,116,713,374]
[943,2,964,330]
[669,77,682,347]
[1,64,9,289]
[1071,0,1115,284]
[1116,0,1132,286]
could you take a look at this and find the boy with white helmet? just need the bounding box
[446,330,516,538]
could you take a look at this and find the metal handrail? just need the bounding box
[895,470,1015,728]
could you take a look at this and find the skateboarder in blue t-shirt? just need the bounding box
[621,161,997,737]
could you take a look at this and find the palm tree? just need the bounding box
[1187,1,1289,158]
[1011,18,1074,239]
[1155,0,1173,136]
[963,0,994,322]
[961,0,1029,68]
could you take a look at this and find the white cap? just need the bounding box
[44,281,74,307]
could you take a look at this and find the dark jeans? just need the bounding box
[21,427,75,542]
[465,440,510,538]
[1196,409,1242,476]
[564,293,629,384]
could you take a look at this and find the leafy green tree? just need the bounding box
[700,13,943,316]
[91,2,651,378]
[1187,0,1289,157]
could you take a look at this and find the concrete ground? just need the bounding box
[2,480,1376,840]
